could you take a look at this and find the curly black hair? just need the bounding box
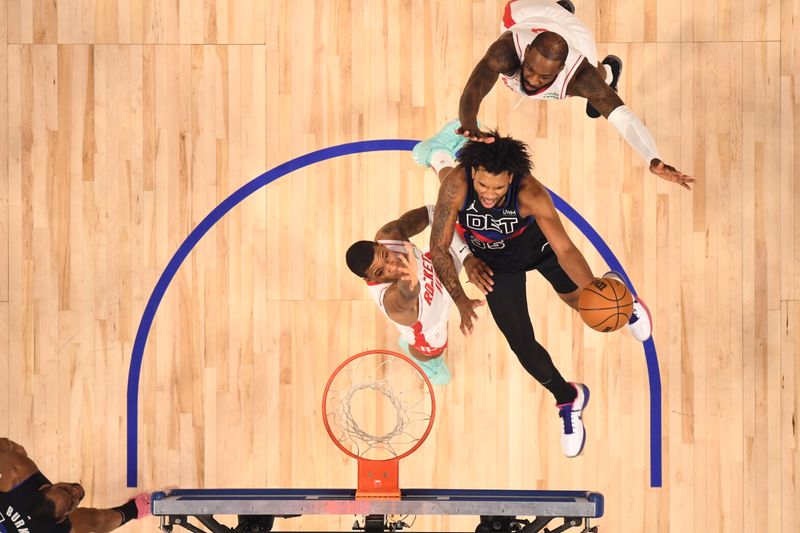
[456,132,533,179]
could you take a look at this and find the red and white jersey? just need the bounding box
[366,206,466,356]
[499,0,598,101]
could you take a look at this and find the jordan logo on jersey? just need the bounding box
[466,200,478,213]
[466,213,519,233]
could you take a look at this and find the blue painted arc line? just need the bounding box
[549,190,662,487]
[126,139,662,488]
[126,140,417,487]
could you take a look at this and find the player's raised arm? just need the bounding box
[430,170,485,335]
[381,243,422,318]
[568,60,694,189]
[430,174,466,302]
[372,207,428,317]
[374,206,431,242]
[458,35,519,143]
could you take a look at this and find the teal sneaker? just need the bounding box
[417,356,452,386]
[397,337,451,385]
[412,119,469,168]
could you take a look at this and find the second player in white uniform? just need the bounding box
[366,206,466,356]
[346,205,472,385]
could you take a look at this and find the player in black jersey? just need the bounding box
[0,438,151,533]
[414,124,651,457]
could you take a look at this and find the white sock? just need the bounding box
[430,150,456,174]
[603,63,613,84]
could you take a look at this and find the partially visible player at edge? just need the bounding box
[0,438,151,533]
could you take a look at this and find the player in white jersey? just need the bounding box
[347,130,481,385]
[345,204,476,385]
[498,0,596,101]
[457,0,694,189]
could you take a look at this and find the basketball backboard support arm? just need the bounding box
[151,488,604,533]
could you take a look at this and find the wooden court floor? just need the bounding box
[1,0,798,532]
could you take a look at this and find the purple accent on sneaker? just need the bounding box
[580,383,590,407]
[557,384,590,435]
[559,405,575,434]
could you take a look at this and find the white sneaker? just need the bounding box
[603,271,653,342]
[557,383,590,458]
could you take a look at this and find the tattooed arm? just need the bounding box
[430,172,468,303]
[566,59,625,118]
[430,169,485,335]
[375,206,431,241]
[458,33,520,142]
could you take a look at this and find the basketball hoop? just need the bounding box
[322,350,436,499]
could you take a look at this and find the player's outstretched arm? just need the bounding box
[70,508,127,533]
[568,61,695,189]
[430,171,485,335]
[519,176,593,289]
[375,206,430,241]
[458,35,519,143]
[70,494,151,533]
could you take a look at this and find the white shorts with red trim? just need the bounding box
[400,316,449,357]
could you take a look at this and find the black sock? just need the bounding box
[112,500,138,525]
[541,373,577,405]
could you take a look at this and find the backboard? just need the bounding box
[151,487,603,532]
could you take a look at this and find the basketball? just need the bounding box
[578,277,634,332]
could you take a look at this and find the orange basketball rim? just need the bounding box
[322,350,436,499]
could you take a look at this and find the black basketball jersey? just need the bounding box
[456,168,549,273]
[0,473,72,533]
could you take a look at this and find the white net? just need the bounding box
[324,351,434,461]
